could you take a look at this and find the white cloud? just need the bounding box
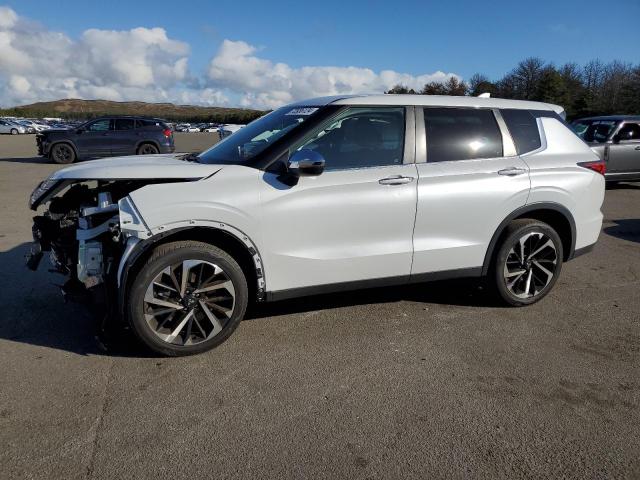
[0,7,198,107]
[0,7,460,110]
[208,39,459,109]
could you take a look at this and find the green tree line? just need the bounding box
[386,57,640,120]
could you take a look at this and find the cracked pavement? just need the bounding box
[0,134,639,479]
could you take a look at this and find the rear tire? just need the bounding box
[137,143,159,155]
[10,128,18,135]
[127,241,248,356]
[492,219,563,306]
[50,143,76,164]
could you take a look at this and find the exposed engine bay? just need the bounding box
[27,180,170,310]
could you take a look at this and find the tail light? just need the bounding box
[578,160,606,176]
[163,128,172,138]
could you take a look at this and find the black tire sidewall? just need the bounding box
[127,243,248,356]
[10,129,18,135]
[51,144,75,164]
[494,221,563,306]
[138,144,159,155]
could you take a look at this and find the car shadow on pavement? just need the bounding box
[604,219,640,244]
[0,242,150,358]
[247,278,498,321]
[0,157,50,164]
[1,242,499,357]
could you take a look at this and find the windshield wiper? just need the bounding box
[180,152,201,162]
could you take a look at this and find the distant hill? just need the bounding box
[0,98,265,123]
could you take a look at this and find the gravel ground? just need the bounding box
[0,134,639,479]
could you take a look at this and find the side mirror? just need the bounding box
[76,128,85,134]
[288,149,325,177]
[612,133,621,143]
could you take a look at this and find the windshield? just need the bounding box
[197,106,320,165]
[572,120,618,143]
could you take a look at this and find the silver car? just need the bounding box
[572,115,640,182]
[27,95,605,356]
[0,119,26,134]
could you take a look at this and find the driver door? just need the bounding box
[608,122,640,174]
[258,107,418,296]
[76,118,113,158]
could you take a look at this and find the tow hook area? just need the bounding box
[61,278,91,303]
[25,243,43,271]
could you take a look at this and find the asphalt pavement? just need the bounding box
[0,134,639,479]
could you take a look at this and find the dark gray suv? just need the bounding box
[36,116,175,164]
[572,115,640,182]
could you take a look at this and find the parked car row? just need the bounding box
[173,122,246,135]
[0,116,81,134]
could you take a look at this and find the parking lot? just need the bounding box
[1,135,639,479]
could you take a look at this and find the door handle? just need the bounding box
[497,167,527,176]
[378,175,415,185]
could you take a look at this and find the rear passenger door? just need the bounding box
[111,118,137,155]
[411,107,530,275]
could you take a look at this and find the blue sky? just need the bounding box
[1,0,639,108]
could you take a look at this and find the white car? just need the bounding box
[27,94,604,356]
[218,123,245,138]
[0,119,26,134]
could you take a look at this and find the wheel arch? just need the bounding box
[118,225,265,317]
[482,202,576,275]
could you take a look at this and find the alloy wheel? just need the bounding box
[503,231,558,299]
[139,144,158,155]
[143,260,236,346]
[53,145,73,163]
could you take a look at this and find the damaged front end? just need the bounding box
[26,155,221,320]
[27,181,147,310]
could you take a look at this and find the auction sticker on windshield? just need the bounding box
[285,107,318,116]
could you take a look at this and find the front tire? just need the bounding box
[492,219,563,306]
[127,241,248,356]
[10,128,18,135]
[50,143,76,164]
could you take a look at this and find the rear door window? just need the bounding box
[501,109,541,155]
[114,119,135,130]
[423,108,503,162]
[136,119,162,129]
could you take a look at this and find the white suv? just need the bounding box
[27,95,605,356]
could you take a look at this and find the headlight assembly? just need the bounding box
[29,177,59,209]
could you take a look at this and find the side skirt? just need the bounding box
[265,267,482,302]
